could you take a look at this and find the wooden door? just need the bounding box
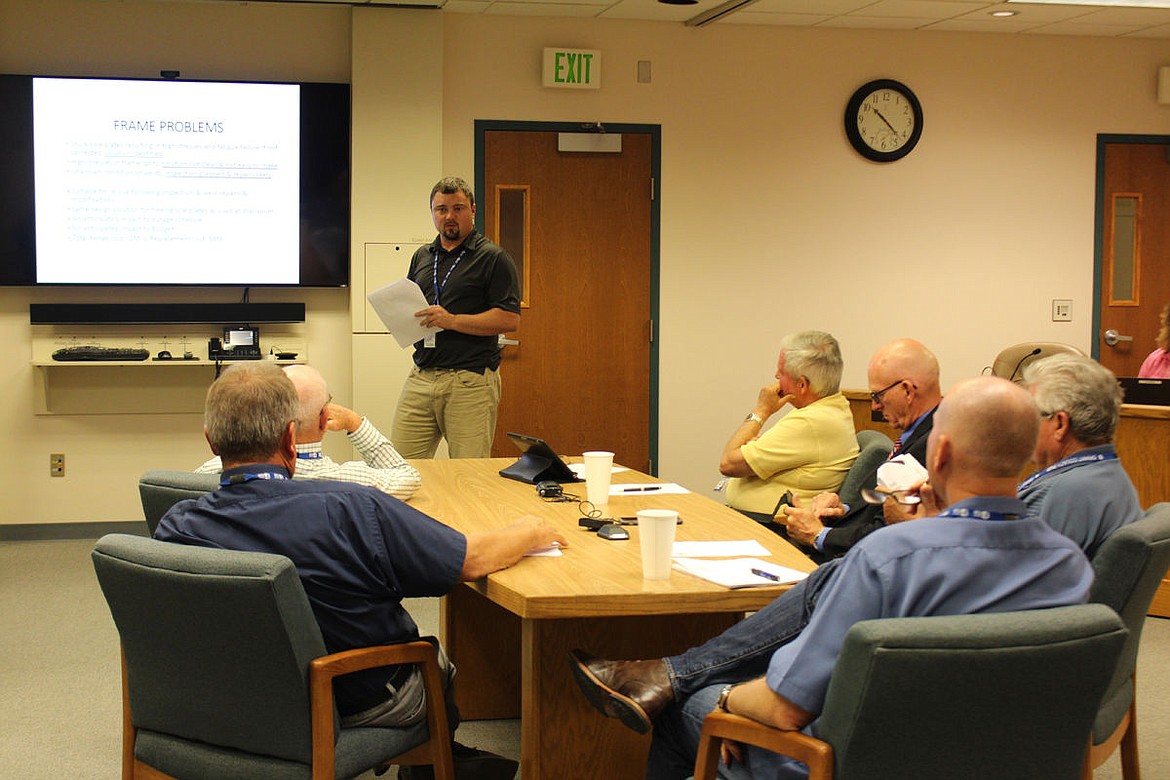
[1098,141,1170,376]
[482,130,653,472]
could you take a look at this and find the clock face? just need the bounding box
[845,80,923,162]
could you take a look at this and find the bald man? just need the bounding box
[781,338,943,560]
[638,377,1092,780]
[197,364,421,500]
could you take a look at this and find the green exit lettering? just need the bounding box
[554,51,594,85]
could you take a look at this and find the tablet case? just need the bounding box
[498,432,583,484]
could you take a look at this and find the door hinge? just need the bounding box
[649,319,654,343]
[650,177,656,201]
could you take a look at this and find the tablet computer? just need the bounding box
[498,432,583,484]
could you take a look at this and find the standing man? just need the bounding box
[720,331,858,521]
[392,177,521,459]
[782,338,942,559]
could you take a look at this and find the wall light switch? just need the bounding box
[1052,299,1072,322]
[50,453,65,477]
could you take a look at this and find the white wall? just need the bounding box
[4,0,1170,521]
[440,15,1170,496]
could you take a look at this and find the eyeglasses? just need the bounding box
[870,379,907,405]
[860,487,922,506]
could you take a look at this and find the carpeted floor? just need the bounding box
[3,537,1168,779]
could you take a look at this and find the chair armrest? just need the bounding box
[694,710,834,780]
[308,639,454,780]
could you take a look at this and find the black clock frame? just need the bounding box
[844,79,923,163]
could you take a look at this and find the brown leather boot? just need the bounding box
[568,650,674,734]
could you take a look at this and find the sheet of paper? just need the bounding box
[366,277,436,349]
[672,557,809,589]
[672,540,771,558]
[609,482,690,496]
[526,542,564,557]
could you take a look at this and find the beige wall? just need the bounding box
[4,0,1170,521]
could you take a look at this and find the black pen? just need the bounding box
[622,486,661,492]
[751,568,781,582]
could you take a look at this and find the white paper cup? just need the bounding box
[582,451,614,507]
[637,508,678,580]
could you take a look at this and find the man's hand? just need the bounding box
[324,403,363,434]
[881,480,942,524]
[508,514,570,551]
[782,493,844,547]
[757,382,795,419]
[461,515,569,581]
[415,304,455,331]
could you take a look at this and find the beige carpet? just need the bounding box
[3,537,1167,779]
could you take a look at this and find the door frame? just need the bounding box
[1092,133,1170,361]
[474,119,663,473]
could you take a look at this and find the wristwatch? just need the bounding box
[744,412,764,425]
[716,684,734,713]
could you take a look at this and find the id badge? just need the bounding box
[423,333,436,349]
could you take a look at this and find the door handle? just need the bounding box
[498,336,520,347]
[1103,329,1134,347]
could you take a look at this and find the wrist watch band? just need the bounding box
[716,684,734,713]
[744,412,764,425]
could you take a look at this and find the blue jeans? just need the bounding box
[663,558,841,700]
[646,559,842,780]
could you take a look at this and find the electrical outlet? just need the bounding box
[1052,299,1073,322]
[50,453,65,477]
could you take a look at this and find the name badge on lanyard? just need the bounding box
[426,247,467,349]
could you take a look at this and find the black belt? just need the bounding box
[344,663,417,714]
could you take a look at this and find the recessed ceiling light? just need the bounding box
[990,10,1018,16]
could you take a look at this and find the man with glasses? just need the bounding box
[719,331,859,522]
[197,364,422,500]
[780,338,943,560]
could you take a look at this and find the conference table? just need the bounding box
[408,458,816,780]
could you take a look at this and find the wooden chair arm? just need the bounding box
[694,710,834,780]
[308,639,454,780]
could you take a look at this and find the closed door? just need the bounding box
[482,128,654,472]
[1097,141,1170,376]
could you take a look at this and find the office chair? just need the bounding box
[138,469,219,535]
[990,342,1086,383]
[91,533,455,780]
[1086,502,1170,779]
[692,604,1127,780]
[836,430,894,510]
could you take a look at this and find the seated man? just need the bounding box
[159,363,567,780]
[572,364,1128,744]
[719,331,858,520]
[196,363,422,501]
[586,378,1093,779]
[780,338,942,559]
[1018,353,1142,556]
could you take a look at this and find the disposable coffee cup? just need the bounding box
[582,451,614,507]
[637,508,678,580]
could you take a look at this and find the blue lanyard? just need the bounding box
[937,505,1021,522]
[1017,451,1117,493]
[432,248,467,306]
[219,470,289,487]
[296,451,323,460]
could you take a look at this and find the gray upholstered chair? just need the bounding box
[91,533,455,780]
[836,429,894,510]
[692,604,1127,780]
[1086,502,1170,779]
[138,470,219,535]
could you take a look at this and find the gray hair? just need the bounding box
[282,364,329,430]
[430,176,475,208]
[205,363,299,463]
[1023,354,1122,445]
[779,331,844,397]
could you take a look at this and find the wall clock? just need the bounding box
[844,79,923,162]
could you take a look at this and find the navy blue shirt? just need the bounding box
[155,463,466,714]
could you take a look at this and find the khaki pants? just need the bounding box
[340,644,456,729]
[392,366,501,459]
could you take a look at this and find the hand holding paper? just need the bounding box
[366,278,437,348]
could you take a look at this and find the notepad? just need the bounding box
[672,558,810,589]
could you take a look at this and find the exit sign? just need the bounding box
[543,48,601,90]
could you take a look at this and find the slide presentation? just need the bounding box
[32,78,300,284]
